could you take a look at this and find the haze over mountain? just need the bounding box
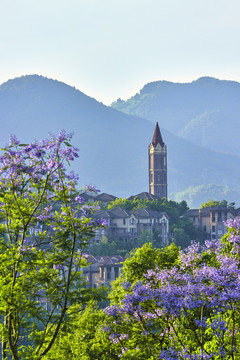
[111,77,240,157]
[0,75,240,207]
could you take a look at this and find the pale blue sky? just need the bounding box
[0,0,239,104]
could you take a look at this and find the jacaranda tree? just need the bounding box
[105,218,240,359]
[0,131,104,360]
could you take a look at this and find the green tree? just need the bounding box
[88,236,118,256]
[138,230,155,247]
[0,132,104,360]
[109,243,179,304]
[173,227,191,248]
[44,302,118,360]
[104,223,240,359]
[46,243,180,360]
[199,199,235,209]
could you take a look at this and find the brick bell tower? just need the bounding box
[148,122,167,198]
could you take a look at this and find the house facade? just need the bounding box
[94,207,169,244]
[82,255,125,288]
[185,205,235,239]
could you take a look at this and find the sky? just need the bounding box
[0,0,240,105]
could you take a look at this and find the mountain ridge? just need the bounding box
[0,74,240,207]
[111,76,240,158]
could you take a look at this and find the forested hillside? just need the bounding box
[1,75,240,206]
[111,77,240,157]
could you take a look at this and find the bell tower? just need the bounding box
[148,122,167,198]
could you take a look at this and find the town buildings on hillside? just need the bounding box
[81,123,240,288]
[185,205,235,240]
[94,207,169,244]
[82,255,125,289]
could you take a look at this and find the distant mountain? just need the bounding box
[0,75,240,207]
[111,77,240,157]
[170,184,240,209]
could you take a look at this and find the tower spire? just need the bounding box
[151,122,164,147]
[148,122,167,199]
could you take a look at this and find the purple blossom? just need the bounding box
[9,134,20,146]
[95,218,108,227]
[75,195,84,203]
[105,233,240,358]
[83,184,100,193]
[53,264,64,270]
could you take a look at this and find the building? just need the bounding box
[185,205,235,239]
[80,192,118,204]
[94,207,169,244]
[82,255,125,288]
[95,192,118,204]
[148,122,167,198]
[128,192,160,201]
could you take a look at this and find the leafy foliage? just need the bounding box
[107,197,205,249]
[87,230,164,257]
[44,302,118,360]
[45,243,180,360]
[104,219,240,359]
[200,199,235,210]
[43,220,240,358]
[0,132,104,360]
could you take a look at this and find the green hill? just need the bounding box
[111,77,240,157]
[0,75,240,206]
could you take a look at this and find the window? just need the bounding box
[212,213,215,222]
[212,225,216,232]
[114,267,119,278]
[107,267,111,280]
[123,218,125,225]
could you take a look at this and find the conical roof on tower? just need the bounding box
[151,122,164,147]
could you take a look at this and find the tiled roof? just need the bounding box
[94,207,131,219]
[95,207,168,220]
[109,207,132,218]
[185,206,234,217]
[133,208,168,219]
[94,210,111,218]
[80,193,96,201]
[233,208,240,217]
[185,209,201,217]
[95,193,118,203]
[97,255,125,266]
